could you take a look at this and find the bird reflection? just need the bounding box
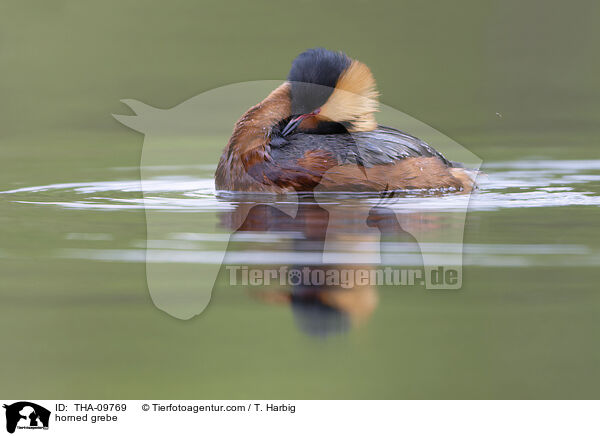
[218,195,422,337]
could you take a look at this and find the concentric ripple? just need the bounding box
[1,160,600,212]
[1,159,600,268]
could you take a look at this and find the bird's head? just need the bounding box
[282,48,379,136]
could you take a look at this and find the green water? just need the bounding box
[1,0,600,399]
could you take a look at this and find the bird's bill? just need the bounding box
[281,113,312,136]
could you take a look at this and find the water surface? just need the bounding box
[1,156,599,397]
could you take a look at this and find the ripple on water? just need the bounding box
[1,159,599,267]
[1,160,599,212]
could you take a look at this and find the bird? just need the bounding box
[215,48,475,193]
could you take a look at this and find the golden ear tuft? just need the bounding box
[319,60,379,131]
